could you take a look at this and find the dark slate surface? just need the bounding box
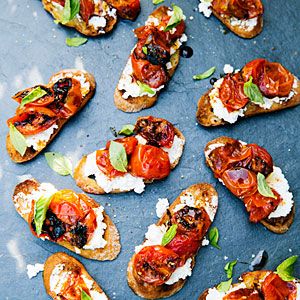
[0,0,299,299]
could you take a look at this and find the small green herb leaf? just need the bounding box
[34,195,54,236]
[153,0,164,4]
[142,46,148,55]
[81,290,92,300]
[118,124,135,136]
[217,278,232,292]
[9,124,27,156]
[257,173,276,199]
[275,255,298,281]
[243,76,264,105]
[61,0,80,24]
[224,260,237,279]
[137,81,155,95]
[164,4,185,32]
[193,66,216,80]
[161,224,177,246]
[45,152,73,176]
[109,141,128,172]
[66,37,88,47]
[208,227,221,250]
[20,87,47,108]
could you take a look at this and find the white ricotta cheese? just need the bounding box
[166,62,172,70]
[89,16,107,30]
[206,283,248,300]
[50,264,69,295]
[83,207,107,250]
[180,33,188,43]
[230,16,258,31]
[202,236,210,246]
[156,198,169,218]
[135,134,147,145]
[198,0,213,18]
[204,142,225,158]
[145,16,160,26]
[26,263,44,279]
[90,290,108,300]
[165,258,192,285]
[223,64,234,74]
[296,283,300,300]
[162,135,185,165]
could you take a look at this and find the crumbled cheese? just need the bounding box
[26,263,44,279]
[89,16,107,30]
[223,64,234,74]
[135,134,147,145]
[206,283,248,300]
[156,198,169,218]
[83,151,145,194]
[198,0,213,18]
[83,207,107,250]
[165,258,192,285]
[90,290,108,300]
[170,39,182,55]
[267,166,294,219]
[202,236,209,246]
[25,124,58,151]
[162,135,185,165]
[166,62,172,70]
[50,264,69,295]
[204,142,225,158]
[169,27,177,34]
[296,283,300,300]
[230,16,258,31]
[145,16,160,26]
[179,33,188,43]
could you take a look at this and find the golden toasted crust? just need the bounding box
[197,78,300,127]
[114,6,181,113]
[6,69,96,163]
[127,183,218,299]
[12,179,120,261]
[42,0,117,36]
[44,252,109,299]
[204,136,295,233]
[73,125,185,195]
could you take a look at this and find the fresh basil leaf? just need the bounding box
[161,224,177,246]
[34,195,54,236]
[81,290,92,300]
[275,255,298,281]
[66,37,88,47]
[153,0,164,4]
[137,81,155,95]
[244,76,264,105]
[257,173,276,199]
[20,87,47,108]
[208,226,221,250]
[9,124,27,156]
[109,141,128,172]
[45,152,73,176]
[217,278,232,292]
[224,260,237,279]
[193,66,216,80]
[118,124,135,136]
[61,0,80,24]
[164,4,185,32]
[142,46,148,55]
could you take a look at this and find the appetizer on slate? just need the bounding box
[197,59,300,126]
[74,116,185,194]
[205,137,295,233]
[6,69,95,163]
[127,184,218,299]
[114,5,187,112]
[44,252,109,299]
[13,178,120,260]
[198,0,264,38]
[42,0,140,36]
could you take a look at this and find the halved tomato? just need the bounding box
[106,0,140,20]
[106,136,138,155]
[242,58,266,83]
[80,0,95,23]
[224,288,262,300]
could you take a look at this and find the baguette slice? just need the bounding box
[205,136,295,234]
[44,252,109,299]
[127,183,218,299]
[197,76,300,127]
[12,179,120,260]
[114,6,182,112]
[42,0,117,36]
[74,121,185,195]
[6,69,96,163]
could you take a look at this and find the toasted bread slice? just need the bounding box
[127,183,218,299]
[6,69,96,163]
[114,6,182,112]
[44,252,109,299]
[42,0,117,36]
[74,124,185,195]
[12,179,120,260]
[205,136,295,234]
[197,77,300,127]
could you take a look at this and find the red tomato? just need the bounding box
[242,58,266,83]
[262,273,297,300]
[219,73,249,112]
[134,245,180,286]
[129,144,171,180]
[52,0,65,6]
[106,136,138,155]
[224,288,262,300]
[221,168,258,198]
[106,0,140,20]
[80,0,95,23]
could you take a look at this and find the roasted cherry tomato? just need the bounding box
[129,144,170,180]
[135,116,175,148]
[219,73,249,112]
[242,58,266,83]
[134,245,180,286]
[262,273,297,300]
[221,168,258,198]
[106,0,140,20]
[224,288,262,300]
[80,0,95,23]
[106,136,138,155]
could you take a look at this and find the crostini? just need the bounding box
[12,178,120,260]
[127,183,218,299]
[197,59,300,126]
[42,0,140,36]
[74,116,185,194]
[198,0,264,38]
[114,5,187,112]
[6,69,95,163]
[205,137,295,233]
[44,252,109,299]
